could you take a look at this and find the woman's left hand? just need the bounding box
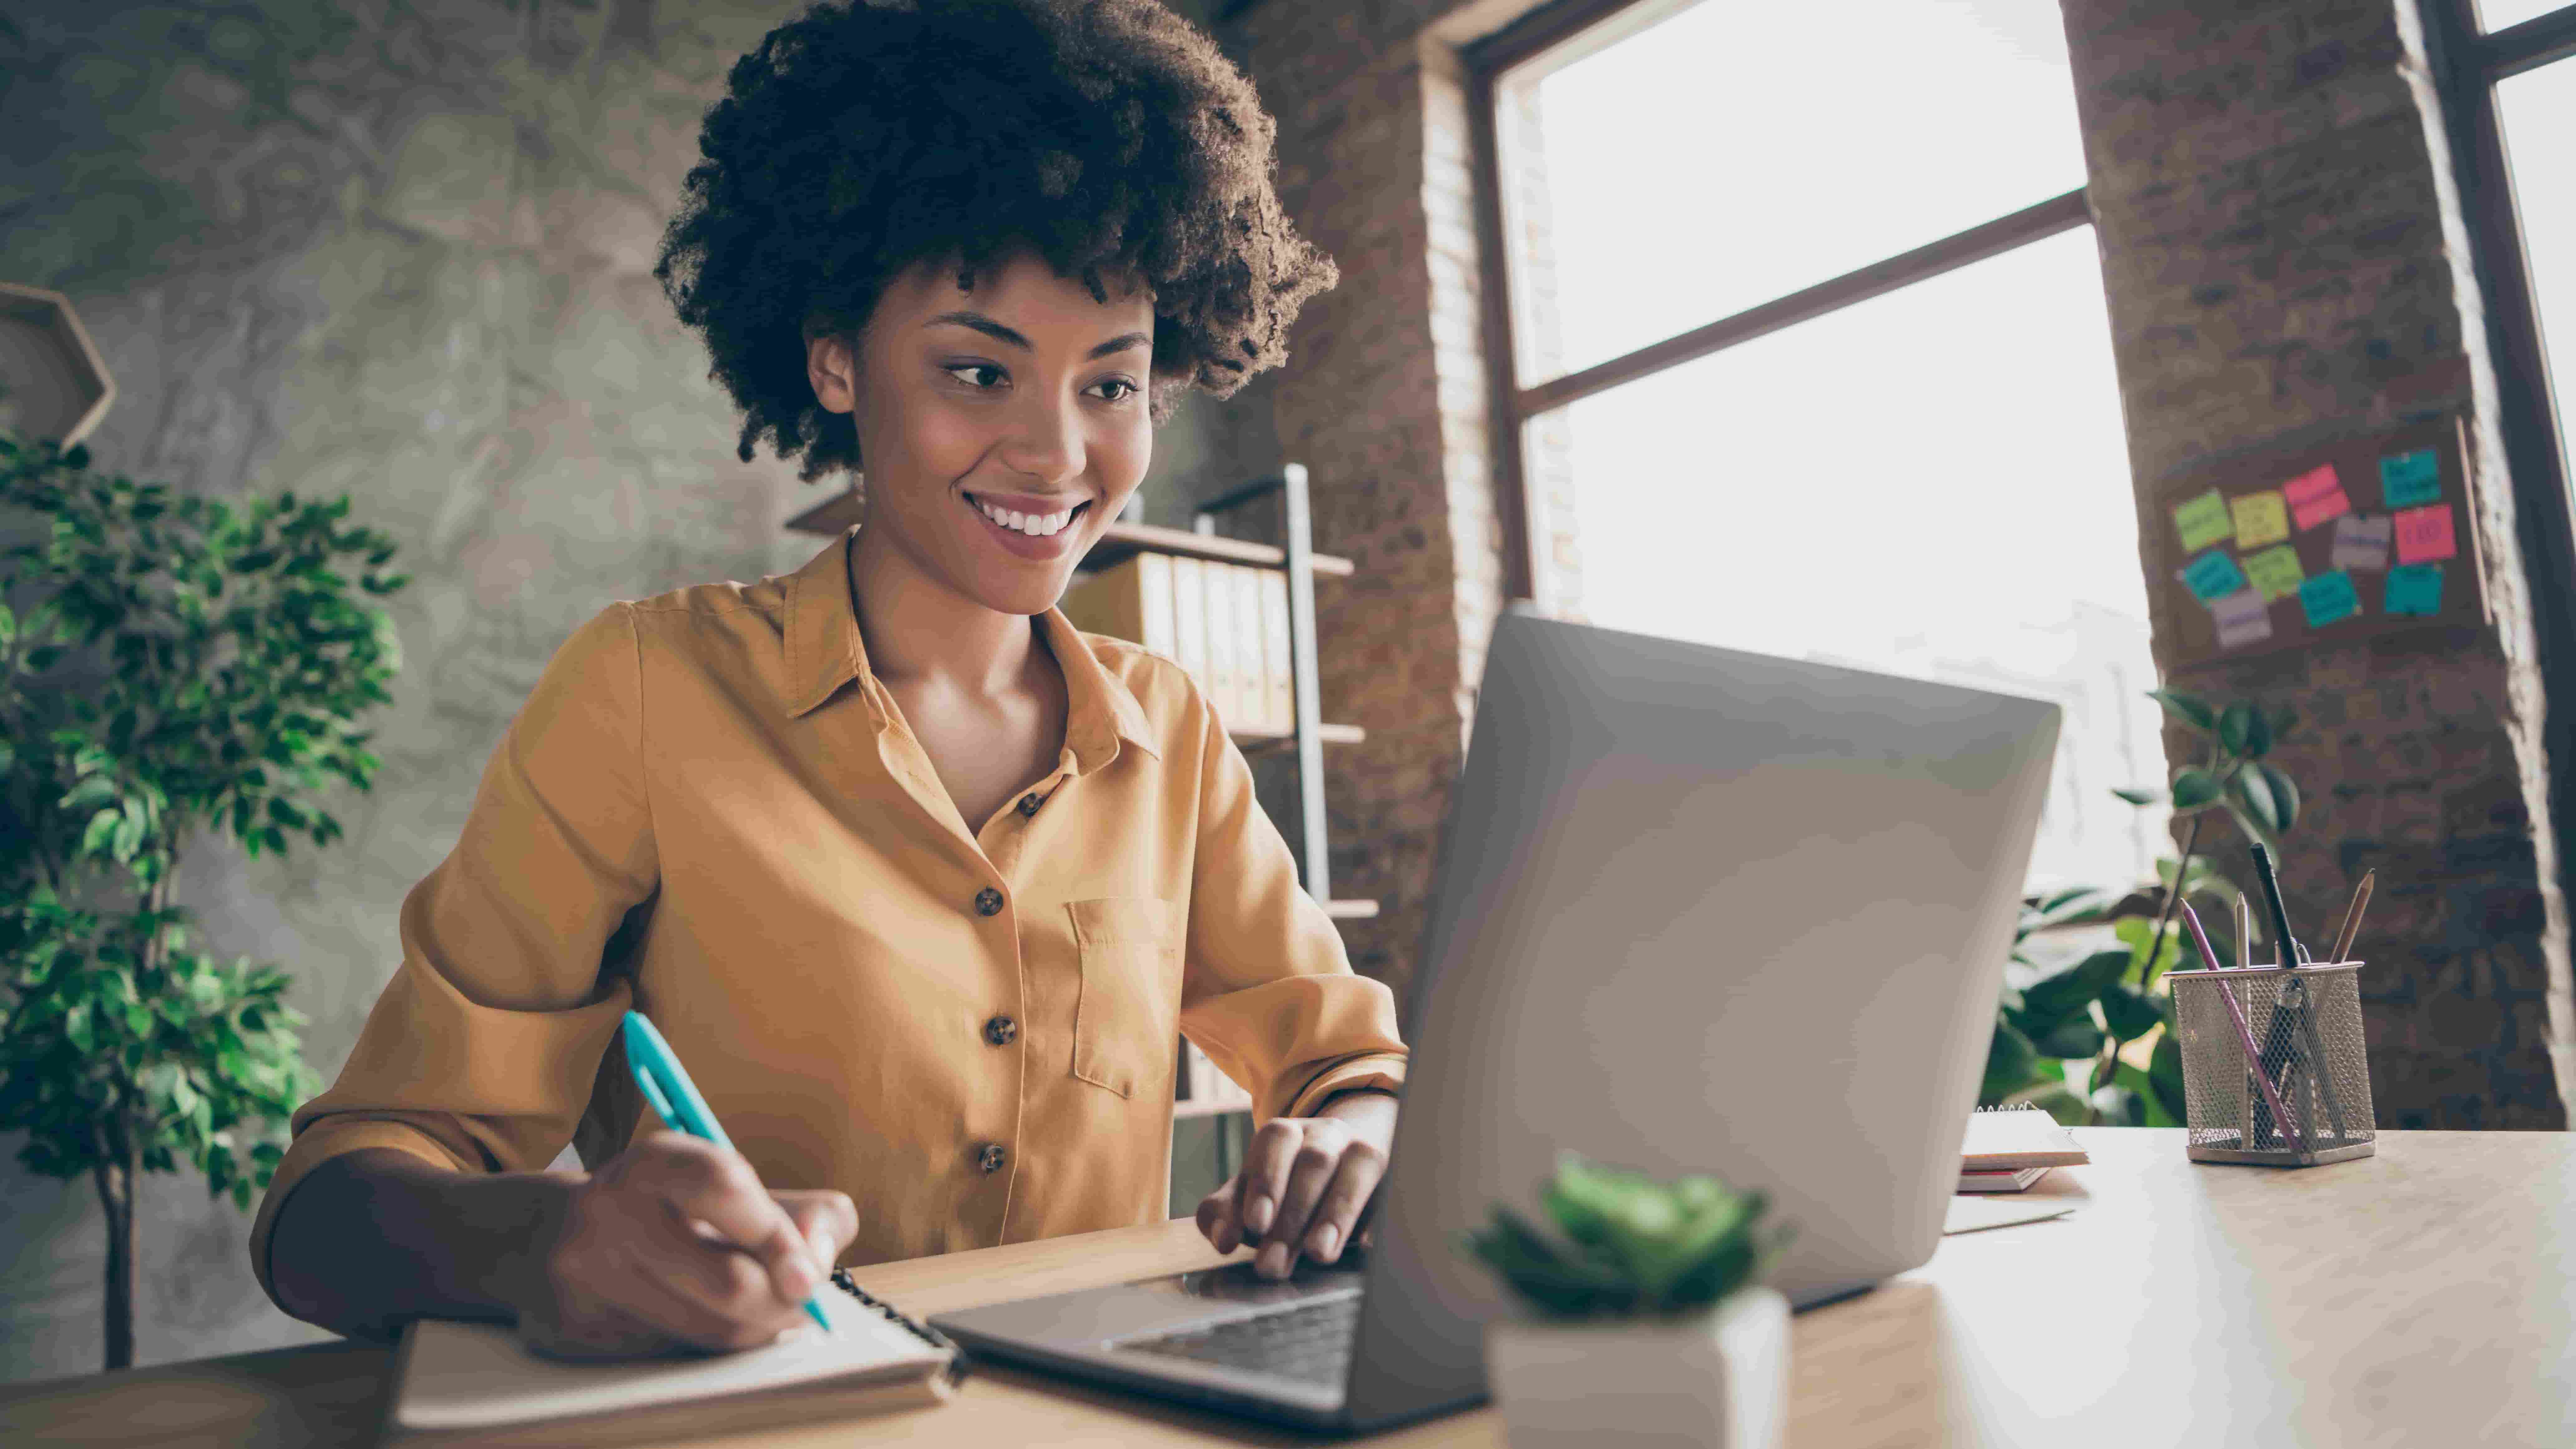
[1194,1090,1398,1280]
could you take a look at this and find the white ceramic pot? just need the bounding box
[1482,1286,1790,1449]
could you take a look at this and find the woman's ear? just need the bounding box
[806,330,861,415]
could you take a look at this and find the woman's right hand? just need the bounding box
[510,1131,858,1358]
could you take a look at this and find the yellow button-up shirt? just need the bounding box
[248,529,1408,1303]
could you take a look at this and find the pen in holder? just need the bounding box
[2166,960,2376,1165]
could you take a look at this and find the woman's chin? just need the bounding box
[968,568,1077,619]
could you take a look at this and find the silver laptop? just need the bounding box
[929,605,2060,1432]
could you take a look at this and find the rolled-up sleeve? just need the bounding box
[1173,698,1408,1125]
[248,604,658,1303]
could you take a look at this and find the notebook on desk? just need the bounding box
[1957,1104,2088,1192]
[383,1271,963,1447]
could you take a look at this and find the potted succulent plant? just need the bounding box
[1459,1153,1796,1448]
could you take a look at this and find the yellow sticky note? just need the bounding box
[2231,490,2291,549]
[2242,544,2306,601]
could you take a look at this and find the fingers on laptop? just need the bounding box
[1217,1118,1390,1279]
[1195,1182,1243,1254]
[1285,1129,1388,1271]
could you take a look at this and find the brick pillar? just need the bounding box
[2062,0,2570,1126]
[1219,1,1535,998]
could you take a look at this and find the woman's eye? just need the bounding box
[1090,378,1140,403]
[945,363,1006,389]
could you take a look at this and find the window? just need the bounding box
[2422,0,2576,889]
[2473,2,2576,536]
[1470,0,2167,891]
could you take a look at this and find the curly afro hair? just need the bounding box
[654,0,1339,486]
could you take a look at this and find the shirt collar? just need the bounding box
[781,528,1158,769]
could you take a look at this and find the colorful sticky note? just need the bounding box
[2242,544,2306,601]
[2395,504,2457,564]
[2380,448,2442,508]
[2300,570,2361,628]
[2211,588,2272,650]
[2181,550,2249,603]
[2385,562,2444,617]
[2173,490,2232,553]
[2231,490,2291,549]
[2282,463,2352,531]
[2330,513,2392,572]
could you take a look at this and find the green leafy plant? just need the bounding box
[1456,1153,1793,1320]
[0,427,407,1369]
[1982,688,2302,1127]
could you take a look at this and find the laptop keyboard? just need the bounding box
[1111,1293,1362,1387]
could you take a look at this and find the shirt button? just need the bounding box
[973,887,1004,917]
[1016,792,1043,818]
[976,1142,1009,1174]
[983,1014,1018,1046]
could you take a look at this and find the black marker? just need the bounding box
[2248,844,2316,1155]
[2250,844,2303,965]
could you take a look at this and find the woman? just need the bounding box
[255,0,1408,1358]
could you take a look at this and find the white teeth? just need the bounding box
[972,497,1082,538]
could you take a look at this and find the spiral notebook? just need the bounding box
[384,1270,964,1447]
[1956,1103,2089,1193]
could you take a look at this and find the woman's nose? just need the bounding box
[995,389,1086,486]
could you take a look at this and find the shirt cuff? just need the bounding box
[1281,1053,1408,1121]
[248,1118,475,1312]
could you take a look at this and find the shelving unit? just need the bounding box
[784,464,1364,1149]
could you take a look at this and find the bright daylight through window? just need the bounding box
[2493,34,2576,490]
[1492,0,2169,893]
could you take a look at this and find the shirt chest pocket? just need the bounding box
[1066,897,1183,1099]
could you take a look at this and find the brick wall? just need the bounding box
[1220,0,2567,1124]
[2061,0,2569,1126]
[1216,5,1460,993]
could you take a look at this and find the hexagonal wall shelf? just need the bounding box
[0,281,117,448]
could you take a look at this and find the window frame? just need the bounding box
[2418,0,2576,928]
[1462,0,2091,607]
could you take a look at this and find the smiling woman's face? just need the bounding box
[808,248,1157,618]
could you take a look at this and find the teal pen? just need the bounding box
[621,1010,833,1335]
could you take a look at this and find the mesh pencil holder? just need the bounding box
[2167,962,2376,1166]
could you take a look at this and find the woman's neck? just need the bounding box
[844,526,1043,697]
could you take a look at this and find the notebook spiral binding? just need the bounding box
[1973,1102,2046,1113]
[830,1267,971,1386]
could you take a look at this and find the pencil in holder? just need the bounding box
[2166,961,2375,1166]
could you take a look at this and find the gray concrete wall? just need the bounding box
[0,0,1273,1381]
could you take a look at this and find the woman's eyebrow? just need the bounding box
[924,311,1151,360]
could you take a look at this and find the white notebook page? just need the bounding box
[396,1282,947,1432]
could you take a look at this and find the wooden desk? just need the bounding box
[6,1129,2569,1447]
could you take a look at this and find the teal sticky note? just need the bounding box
[2300,569,2361,628]
[2379,449,2441,508]
[2385,562,2444,616]
[2182,549,2248,603]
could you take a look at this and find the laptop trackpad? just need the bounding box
[949,1258,1367,1350]
[1127,1257,1367,1306]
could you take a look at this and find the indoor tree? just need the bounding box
[0,426,407,1369]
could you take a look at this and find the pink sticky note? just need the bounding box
[2394,504,2457,564]
[2282,463,2352,531]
